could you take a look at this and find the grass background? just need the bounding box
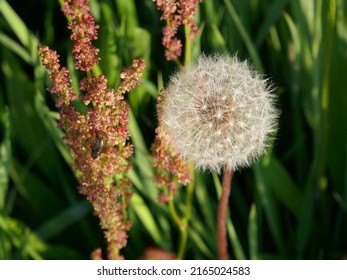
[0,0,346,259]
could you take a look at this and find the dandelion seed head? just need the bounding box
[158,54,278,173]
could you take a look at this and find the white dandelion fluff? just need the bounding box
[158,54,278,173]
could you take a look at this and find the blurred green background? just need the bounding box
[0,0,346,259]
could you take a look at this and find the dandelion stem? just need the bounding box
[217,167,233,260]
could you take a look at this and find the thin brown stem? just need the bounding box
[217,167,233,260]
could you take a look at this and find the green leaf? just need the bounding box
[222,0,262,71]
[114,0,139,32]
[189,215,215,259]
[210,24,227,52]
[0,215,47,259]
[128,108,150,166]
[0,0,38,63]
[0,108,11,213]
[34,92,73,166]
[35,200,92,241]
[130,194,163,245]
[255,0,290,48]
[0,32,31,64]
[295,171,315,258]
[254,159,285,256]
[263,155,303,218]
[248,204,258,260]
[195,174,215,233]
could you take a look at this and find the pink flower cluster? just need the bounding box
[151,123,191,203]
[154,0,203,61]
[61,0,100,71]
[38,0,145,259]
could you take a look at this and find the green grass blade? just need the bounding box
[0,0,30,47]
[226,218,246,260]
[114,0,139,31]
[255,0,290,48]
[333,192,347,214]
[127,109,159,199]
[189,215,215,259]
[295,172,315,258]
[195,174,215,233]
[128,109,153,179]
[0,215,47,259]
[254,158,285,256]
[222,0,262,70]
[189,225,215,259]
[0,32,31,64]
[0,0,38,61]
[130,193,163,245]
[210,24,227,52]
[0,108,10,213]
[35,200,92,241]
[263,156,303,218]
[248,204,258,260]
[34,92,73,166]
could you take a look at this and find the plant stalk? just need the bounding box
[217,167,233,260]
[184,24,192,67]
[168,166,195,260]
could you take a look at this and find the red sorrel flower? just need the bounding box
[38,0,145,259]
[154,0,203,61]
[151,126,191,202]
[152,0,202,202]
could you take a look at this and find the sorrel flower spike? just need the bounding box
[151,126,191,202]
[158,54,278,173]
[61,0,100,71]
[154,0,203,61]
[39,0,145,259]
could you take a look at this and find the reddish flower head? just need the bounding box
[154,0,203,61]
[61,0,100,71]
[38,0,145,259]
